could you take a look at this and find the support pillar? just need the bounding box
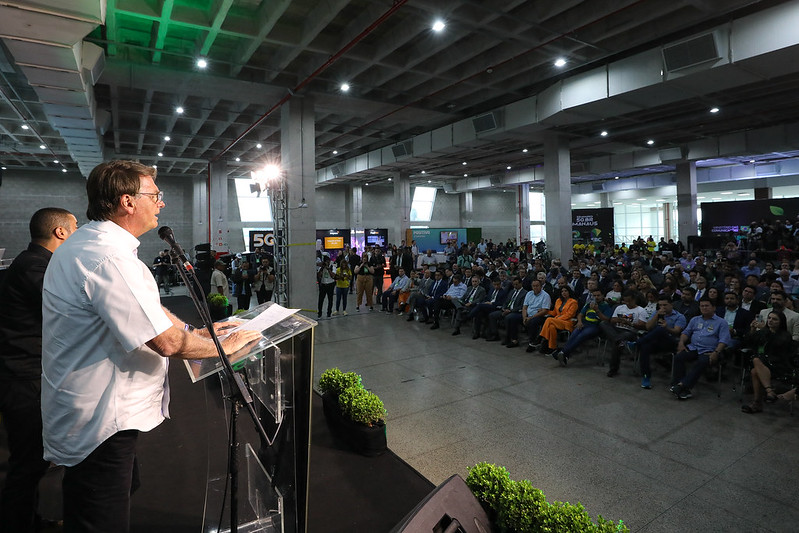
[517,184,530,243]
[676,161,698,246]
[543,134,572,261]
[281,96,316,310]
[393,172,411,245]
[459,192,473,228]
[346,184,363,250]
[600,193,611,208]
[192,175,209,248]
[209,159,229,253]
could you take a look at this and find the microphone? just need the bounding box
[158,226,193,270]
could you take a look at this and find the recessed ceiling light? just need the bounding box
[1,166,6,170]
[427,180,432,184]
[522,148,528,153]
[749,159,755,163]
[39,144,45,149]
[421,170,426,174]
[554,58,567,67]
[432,20,445,32]
[53,159,59,163]
[614,176,619,180]
[571,203,576,206]
[21,124,29,130]
[721,191,733,194]
[196,58,207,69]
[256,143,262,149]
[637,198,646,201]
[152,165,157,169]
[712,197,722,200]
[709,107,719,113]
[176,106,184,114]
[613,202,622,205]
[506,166,511,170]
[340,83,350,92]
[365,182,369,186]
[463,174,468,177]
[697,196,705,199]
[332,150,338,154]
[387,177,392,182]
[157,152,163,157]
[235,157,240,162]
[164,135,170,141]
[600,130,608,137]
[61,168,67,173]
[630,203,640,206]
[738,192,749,195]
[646,140,654,145]
[462,162,467,165]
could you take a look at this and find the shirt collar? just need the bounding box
[92,219,141,252]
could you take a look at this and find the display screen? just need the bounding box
[366,234,385,247]
[440,231,458,245]
[324,236,344,249]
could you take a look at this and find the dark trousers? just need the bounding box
[637,326,678,376]
[470,303,498,336]
[318,282,335,316]
[63,430,140,533]
[335,286,348,311]
[432,298,456,323]
[380,289,399,311]
[523,315,548,342]
[599,322,639,372]
[0,379,50,533]
[256,288,274,304]
[672,349,711,389]
[236,293,251,311]
[504,313,526,343]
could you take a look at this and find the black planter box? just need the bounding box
[322,391,387,457]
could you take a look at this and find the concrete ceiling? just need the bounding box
[1,0,799,191]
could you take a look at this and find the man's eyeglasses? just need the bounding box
[139,191,164,203]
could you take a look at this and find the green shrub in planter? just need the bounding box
[318,368,362,396]
[338,385,386,427]
[207,293,229,308]
[466,462,628,533]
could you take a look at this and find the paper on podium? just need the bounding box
[228,304,300,334]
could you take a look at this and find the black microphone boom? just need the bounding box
[158,226,193,270]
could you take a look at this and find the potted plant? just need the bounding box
[465,462,628,533]
[207,293,231,321]
[318,368,387,456]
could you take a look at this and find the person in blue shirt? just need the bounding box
[550,289,612,365]
[670,298,731,400]
[635,295,687,389]
[430,274,467,329]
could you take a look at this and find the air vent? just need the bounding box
[663,32,719,72]
[591,183,604,192]
[489,176,502,186]
[331,163,346,177]
[472,112,498,134]
[443,183,456,194]
[391,141,413,158]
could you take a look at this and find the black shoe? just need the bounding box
[525,344,536,353]
[540,346,553,355]
[452,328,461,336]
[606,368,619,377]
[406,314,415,322]
[486,335,500,342]
[557,351,569,367]
[550,349,561,362]
[430,323,440,330]
[506,340,519,348]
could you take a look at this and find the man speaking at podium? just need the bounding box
[41,160,260,532]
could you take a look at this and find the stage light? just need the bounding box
[432,20,445,32]
[176,106,184,114]
[340,83,350,92]
[164,135,171,141]
[554,58,566,67]
[196,58,207,69]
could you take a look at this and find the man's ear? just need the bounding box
[54,226,68,240]
[120,193,136,212]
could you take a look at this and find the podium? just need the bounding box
[185,302,317,533]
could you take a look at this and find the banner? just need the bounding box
[248,230,275,254]
[572,208,614,244]
[700,198,799,234]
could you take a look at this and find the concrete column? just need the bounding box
[600,192,611,208]
[754,187,772,200]
[459,191,473,227]
[676,161,698,245]
[517,184,530,242]
[281,96,316,311]
[192,175,209,248]
[393,172,411,245]
[543,134,572,261]
[209,159,229,253]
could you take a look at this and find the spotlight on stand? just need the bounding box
[251,163,283,196]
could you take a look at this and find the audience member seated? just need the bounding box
[485,277,526,342]
[405,269,432,320]
[380,267,410,313]
[430,274,467,330]
[670,298,731,400]
[452,275,487,336]
[600,290,649,377]
[741,310,796,413]
[715,291,752,350]
[551,289,612,366]
[740,285,767,315]
[531,285,579,355]
[414,270,448,323]
[519,280,553,352]
[756,290,799,341]
[635,295,686,389]
[606,280,623,306]
[673,286,700,320]
[470,279,509,339]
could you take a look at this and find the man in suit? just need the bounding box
[415,269,448,323]
[739,285,767,315]
[715,291,752,350]
[430,274,468,330]
[452,276,487,336]
[485,277,527,342]
[469,279,509,339]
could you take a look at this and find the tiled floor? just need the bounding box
[310,295,799,533]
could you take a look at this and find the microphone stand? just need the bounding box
[168,250,272,533]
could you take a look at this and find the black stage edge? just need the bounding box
[0,295,434,532]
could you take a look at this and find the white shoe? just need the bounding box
[342,311,348,316]
[332,311,338,316]
[398,312,404,316]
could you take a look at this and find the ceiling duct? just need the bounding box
[391,140,413,158]
[0,2,106,176]
[331,163,346,177]
[662,32,720,72]
[442,182,456,194]
[473,112,498,134]
[489,176,502,186]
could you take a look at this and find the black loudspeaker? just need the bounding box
[390,474,494,533]
[195,242,211,253]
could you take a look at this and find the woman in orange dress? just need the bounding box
[537,285,579,354]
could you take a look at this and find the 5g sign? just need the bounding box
[249,230,275,252]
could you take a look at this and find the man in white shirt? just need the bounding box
[430,274,467,329]
[419,249,438,272]
[41,160,260,532]
[380,267,410,313]
[599,290,649,377]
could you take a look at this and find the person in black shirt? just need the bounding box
[152,249,172,295]
[0,207,77,532]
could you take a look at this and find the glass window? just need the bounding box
[235,179,272,222]
[410,186,436,221]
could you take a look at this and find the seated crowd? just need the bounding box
[355,236,799,411]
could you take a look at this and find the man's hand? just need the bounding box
[221,329,263,355]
